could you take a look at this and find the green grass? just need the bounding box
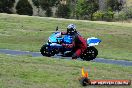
[0,13,132,60]
[0,54,132,88]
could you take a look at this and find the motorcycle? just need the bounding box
[40,27,101,61]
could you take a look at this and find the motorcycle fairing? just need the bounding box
[87,37,101,46]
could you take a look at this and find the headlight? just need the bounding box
[48,38,51,43]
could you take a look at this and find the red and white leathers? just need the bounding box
[61,32,87,59]
[72,33,87,59]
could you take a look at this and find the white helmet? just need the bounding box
[67,24,76,30]
[67,24,76,35]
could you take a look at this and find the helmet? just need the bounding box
[67,24,76,35]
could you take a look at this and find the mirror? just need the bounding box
[56,26,58,31]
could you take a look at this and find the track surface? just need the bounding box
[0,49,132,66]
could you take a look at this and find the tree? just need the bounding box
[75,0,85,19]
[0,0,15,13]
[32,0,40,8]
[107,0,123,11]
[56,4,71,18]
[32,0,59,17]
[16,0,33,16]
[75,0,99,20]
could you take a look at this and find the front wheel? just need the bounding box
[40,44,55,57]
[80,46,98,61]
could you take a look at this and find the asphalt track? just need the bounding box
[0,49,132,66]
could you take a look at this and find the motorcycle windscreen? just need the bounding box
[48,32,62,43]
[87,37,101,46]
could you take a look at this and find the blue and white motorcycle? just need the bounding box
[40,27,101,61]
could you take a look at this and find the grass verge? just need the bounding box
[0,54,132,88]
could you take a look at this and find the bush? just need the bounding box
[93,10,114,21]
[103,10,114,21]
[114,11,128,21]
[93,11,104,21]
[16,0,33,16]
[121,7,132,18]
[114,7,132,21]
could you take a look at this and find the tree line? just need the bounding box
[0,0,131,21]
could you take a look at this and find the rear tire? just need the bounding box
[80,46,98,61]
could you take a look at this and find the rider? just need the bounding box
[62,24,87,59]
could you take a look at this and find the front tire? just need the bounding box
[80,46,98,61]
[40,44,54,57]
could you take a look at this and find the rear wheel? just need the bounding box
[40,44,55,57]
[80,46,98,61]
